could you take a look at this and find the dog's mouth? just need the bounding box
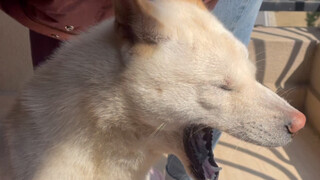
[183,125,221,180]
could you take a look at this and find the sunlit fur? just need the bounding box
[1,0,301,179]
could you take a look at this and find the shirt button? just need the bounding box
[51,34,60,38]
[65,25,74,31]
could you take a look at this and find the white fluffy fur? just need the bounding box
[1,0,303,179]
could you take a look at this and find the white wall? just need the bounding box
[0,10,33,92]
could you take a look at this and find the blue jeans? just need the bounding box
[166,0,263,179]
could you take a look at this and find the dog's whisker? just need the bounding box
[287,99,293,104]
[279,87,297,98]
[255,59,266,64]
[275,87,282,94]
[255,51,266,57]
[284,88,297,98]
[191,126,208,136]
[150,122,167,137]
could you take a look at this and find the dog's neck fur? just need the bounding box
[85,85,171,179]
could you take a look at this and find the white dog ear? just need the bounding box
[113,0,166,43]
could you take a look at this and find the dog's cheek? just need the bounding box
[196,85,229,111]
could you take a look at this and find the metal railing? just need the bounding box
[260,1,320,11]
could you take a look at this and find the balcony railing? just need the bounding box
[260,1,320,11]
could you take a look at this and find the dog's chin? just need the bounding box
[247,138,292,148]
[226,127,293,148]
[238,134,292,148]
[182,125,221,180]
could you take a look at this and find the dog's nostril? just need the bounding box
[285,124,293,134]
[285,124,298,137]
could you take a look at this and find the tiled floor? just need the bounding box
[1,93,320,180]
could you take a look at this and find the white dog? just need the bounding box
[1,0,306,179]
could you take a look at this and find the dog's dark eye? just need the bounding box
[219,85,233,91]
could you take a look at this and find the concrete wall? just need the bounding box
[248,27,320,133]
[248,27,320,108]
[305,44,320,133]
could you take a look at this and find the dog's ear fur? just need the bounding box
[113,0,166,43]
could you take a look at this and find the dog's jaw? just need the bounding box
[183,125,221,180]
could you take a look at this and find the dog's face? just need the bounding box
[113,0,305,178]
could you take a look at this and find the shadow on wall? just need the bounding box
[223,27,320,180]
[251,27,319,110]
[251,37,266,83]
[253,28,317,88]
[217,141,298,180]
[216,126,320,180]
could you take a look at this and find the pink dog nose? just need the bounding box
[288,111,306,134]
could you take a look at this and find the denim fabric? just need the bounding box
[165,0,263,179]
[213,0,263,46]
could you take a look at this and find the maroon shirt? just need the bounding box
[0,0,218,40]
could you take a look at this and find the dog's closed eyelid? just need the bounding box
[219,84,233,91]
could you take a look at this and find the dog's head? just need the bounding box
[113,0,305,178]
